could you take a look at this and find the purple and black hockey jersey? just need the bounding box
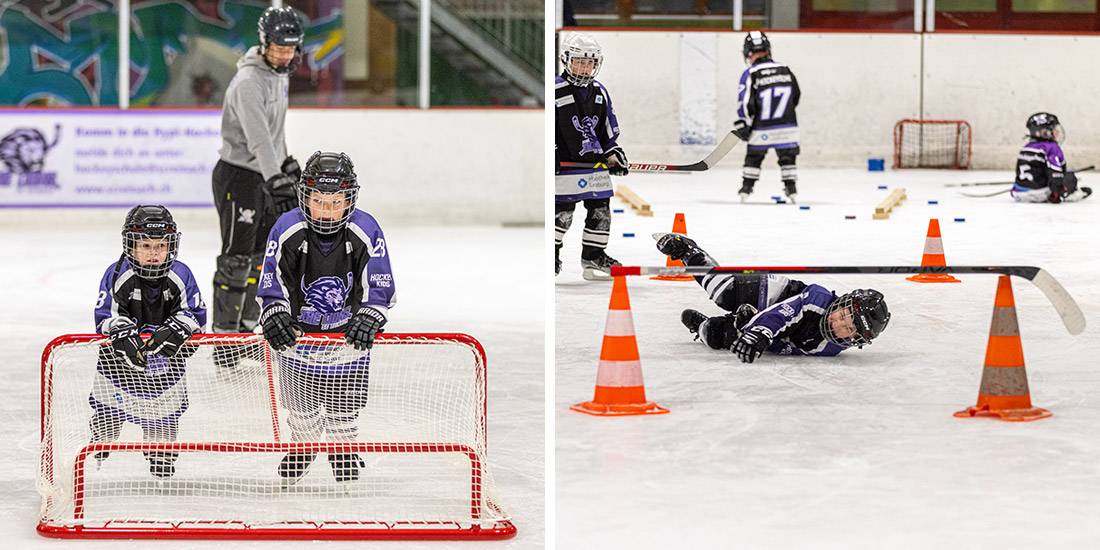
[555,75,622,202]
[736,58,801,152]
[1013,140,1066,196]
[92,259,206,424]
[258,208,396,334]
[743,283,847,357]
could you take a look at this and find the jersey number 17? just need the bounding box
[757,86,792,122]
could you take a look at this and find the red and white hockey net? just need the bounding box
[893,119,972,169]
[38,333,515,540]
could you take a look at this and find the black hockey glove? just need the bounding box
[733,120,751,141]
[345,306,387,351]
[260,304,301,351]
[264,173,298,216]
[604,147,629,176]
[731,325,772,364]
[108,322,146,372]
[281,155,302,182]
[146,315,194,358]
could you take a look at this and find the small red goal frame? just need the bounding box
[893,119,972,169]
[37,332,517,540]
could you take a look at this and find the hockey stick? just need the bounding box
[961,188,1012,198]
[559,131,741,173]
[610,264,1085,335]
[944,165,1095,187]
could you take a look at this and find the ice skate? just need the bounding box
[146,452,178,479]
[328,453,365,483]
[1064,186,1092,202]
[653,232,701,261]
[581,252,620,281]
[278,452,317,486]
[739,183,754,203]
[784,181,798,204]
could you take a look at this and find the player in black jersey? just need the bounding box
[92,205,206,478]
[555,33,629,281]
[258,152,396,484]
[734,31,802,203]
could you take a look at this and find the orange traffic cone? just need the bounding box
[652,212,695,282]
[571,276,669,416]
[907,218,961,283]
[954,275,1051,422]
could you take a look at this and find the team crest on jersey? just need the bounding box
[572,115,603,157]
[299,273,354,329]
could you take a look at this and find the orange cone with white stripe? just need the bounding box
[571,276,669,416]
[954,275,1051,422]
[907,218,961,283]
[652,212,695,282]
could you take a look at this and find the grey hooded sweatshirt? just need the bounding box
[218,46,288,181]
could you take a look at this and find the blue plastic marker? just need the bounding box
[799,205,810,210]
[622,232,635,238]
[954,218,965,223]
[613,209,625,214]
[877,185,888,190]
[770,196,782,201]
[928,200,939,205]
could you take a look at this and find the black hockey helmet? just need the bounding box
[742,31,771,62]
[1026,112,1064,143]
[821,289,890,349]
[122,205,180,280]
[297,151,359,235]
[258,6,304,74]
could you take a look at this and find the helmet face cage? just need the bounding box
[742,31,771,62]
[121,208,180,280]
[560,34,602,87]
[297,152,359,235]
[258,7,304,74]
[821,291,885,349]
[1027,112,1065,143]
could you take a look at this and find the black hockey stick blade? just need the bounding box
[559,131,741,173]
[945,165,1095,187]
[611,264,1085,335]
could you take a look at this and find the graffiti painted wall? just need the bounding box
[0,0,343,107]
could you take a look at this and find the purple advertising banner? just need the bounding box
[0,109,221,207]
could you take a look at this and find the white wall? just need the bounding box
[923,33,1100,167]
[581,30,1100,169]
[286,108,543,225]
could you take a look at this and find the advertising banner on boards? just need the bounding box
[0,109,220,207]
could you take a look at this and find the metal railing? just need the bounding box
[437,0,543,76]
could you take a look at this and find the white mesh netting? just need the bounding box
[893,119,972,169]
[38,333,513,539]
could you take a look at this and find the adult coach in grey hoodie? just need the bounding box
[211,6,303,361]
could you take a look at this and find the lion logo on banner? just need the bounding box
[0,124,60,173]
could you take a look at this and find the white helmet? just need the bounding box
[560,33,602,87]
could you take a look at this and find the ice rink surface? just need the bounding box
[0,209,543,549]
[556,166,1100,549]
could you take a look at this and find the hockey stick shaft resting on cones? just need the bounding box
[559,131,741,173]
[610,264,1085,336]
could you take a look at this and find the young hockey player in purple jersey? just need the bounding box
[655,233,890,363]
[555,32,629,281]
[92,205,206,478]
[257,151,396,484]
[1011,112,1092,203]
[734,31,802,203]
